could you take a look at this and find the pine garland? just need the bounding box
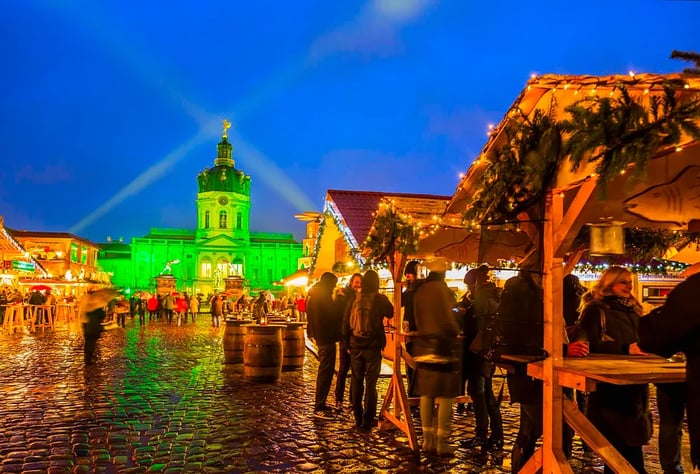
[571,227,699,261]
[363,198,420,264]
[463,84,700,225]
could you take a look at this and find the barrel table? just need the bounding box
[223,319,253,364]
[243,324,284,382]
[282,322,306,371]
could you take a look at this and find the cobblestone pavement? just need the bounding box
[0,317,692,473]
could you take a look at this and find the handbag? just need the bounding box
[599,308,615,342]
[468,316,502,361]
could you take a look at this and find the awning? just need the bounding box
[415,225,532,264]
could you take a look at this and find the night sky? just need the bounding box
[1,0,698,244]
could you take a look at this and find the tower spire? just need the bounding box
[214,118,234,167]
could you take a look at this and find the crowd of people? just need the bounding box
[304,260,699,474]
[4,260,697,472]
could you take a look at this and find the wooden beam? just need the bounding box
[379,341,418,451]
[563,398,635,473]
[542,190,567,473]
[562,248,586,276]
[553,178,597,257]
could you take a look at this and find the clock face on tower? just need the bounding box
[218,196,229,206]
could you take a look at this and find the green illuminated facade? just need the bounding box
[98,127,302,295]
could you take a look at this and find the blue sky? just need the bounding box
[1,0,698,243]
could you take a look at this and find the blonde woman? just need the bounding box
[572,266,651,473]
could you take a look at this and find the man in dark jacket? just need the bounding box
[401,260,422,396]
[639,272,700,472]
[334,273,362,412]
[461,265,504,450]
[306,272,340,420]
[342,270,393,430]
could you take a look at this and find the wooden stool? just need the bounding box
[2,305,25,333]
[55,304,76,325]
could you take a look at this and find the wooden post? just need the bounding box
[541,190,570,473]
[378,250,418,450]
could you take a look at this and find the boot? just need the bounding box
[436,399,455,456]
[422,429,436,454]
[511,444,535,473]
[511,445,525,474]
[436,435,455,457]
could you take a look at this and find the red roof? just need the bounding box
[326,189,451,247]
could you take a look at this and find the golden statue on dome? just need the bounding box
[222,119,231,139]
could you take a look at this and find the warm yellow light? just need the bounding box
[676,146,683,152]
[629,71,635,77]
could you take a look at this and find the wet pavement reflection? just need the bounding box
[0,318,691,473]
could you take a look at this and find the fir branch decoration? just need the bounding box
[671,50,700,76]
[563,85,700,188]
[465,108,562,224]
[463,83,700,225]
[363,198,420,263]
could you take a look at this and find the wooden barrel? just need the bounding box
[282,322,306,370]
[223,320,252,364]
[243,325,284,382]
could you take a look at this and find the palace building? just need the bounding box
[98,121,302,295]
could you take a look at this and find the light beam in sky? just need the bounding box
[60,0,432,235]
[69,131,210,234]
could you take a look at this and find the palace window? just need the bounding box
[230,258,243,276]
[204,211,210,229]
[217,261,229,277]
[219,211,227,229]
[201,261,212,278]
[236,212,242,230]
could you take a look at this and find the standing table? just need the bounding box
[501,353,686,473]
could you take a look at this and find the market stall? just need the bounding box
[442,71,700,472]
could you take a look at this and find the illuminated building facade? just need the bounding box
[98,123,302,295]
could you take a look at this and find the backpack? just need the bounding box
[349,293,375,338]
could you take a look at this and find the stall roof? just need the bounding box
[445,72,700,260]
[326,189,451,249]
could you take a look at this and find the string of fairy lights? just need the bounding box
[307,73,699,279]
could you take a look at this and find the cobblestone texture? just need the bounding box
[0,318,692,473]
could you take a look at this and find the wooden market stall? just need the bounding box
[442,71,700,472]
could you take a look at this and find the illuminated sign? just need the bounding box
[11,260,35,271]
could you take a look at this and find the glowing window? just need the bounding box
[219,211,227,228]
[230,263,243,276]
[201,261,212,278]
[217,261,229,277]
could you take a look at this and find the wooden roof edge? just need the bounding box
[7,228,99,248]
[326,189,452,201]
[527,72,700,90]
[447,71,700,213]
